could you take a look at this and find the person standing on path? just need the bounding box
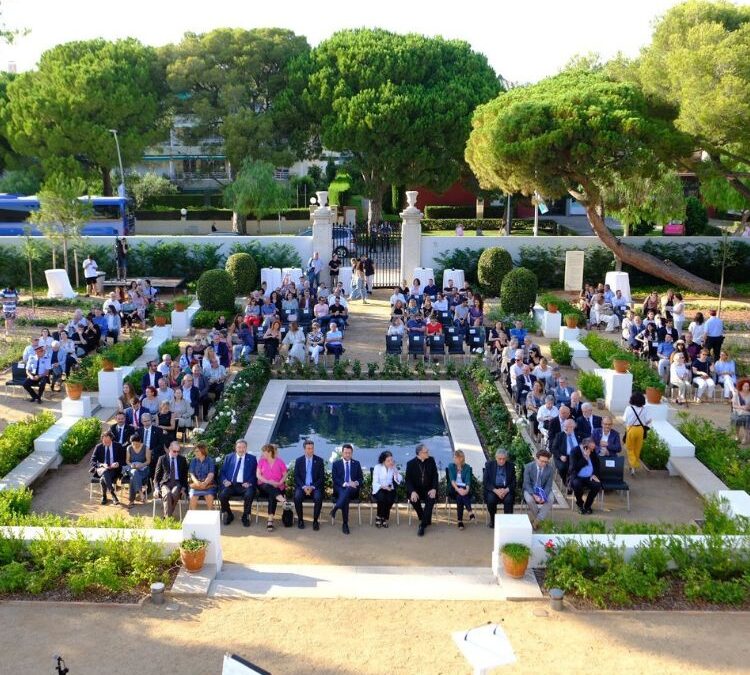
[114,237,129,281]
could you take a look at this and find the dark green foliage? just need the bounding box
[500,267,538,314]
[229,241,302,270]
[581,332,664,393]
[157,339,181,360]
[0,412,55,478]
[477,247,513,297]
[549,340,572,366]
[0,487,33,518]
[640,432,670,470]
[684,196,709,235]
[124,367,148,396]
[225,252,258,295]
[421,217,563,233]
[433,247,484,288]
[59,418,102,464]
[196,269,236,311]
[576,371,604,401]
[191,310,237,329]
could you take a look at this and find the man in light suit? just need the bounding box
[293,439,325,530]
[522,449,555,529]
[330,443,364,535]
[575,402,602,440]
[219,439,257,527]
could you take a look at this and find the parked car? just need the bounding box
[298,226,357,258]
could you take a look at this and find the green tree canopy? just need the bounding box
[161,28,309,172]
[284,28,502,225]
[3,38,166,195]
[223,159,290,234]
[465,67,723,293]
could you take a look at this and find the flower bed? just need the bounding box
[0,412,55,479]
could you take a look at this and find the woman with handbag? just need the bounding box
[623,391,652,476]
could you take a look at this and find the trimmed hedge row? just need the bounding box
[421,217,564,233]
[424,205,505,219]
[59,417,102,464]
[0,412,55,478]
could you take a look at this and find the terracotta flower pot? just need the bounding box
[180,546,207,573]
[547,303,558,314]
[174,300,187,312]
[101,357,115,372]
[154,316,167,327]
[613,359,630,374]
[565,316,578,328]
[502,553,530,579]
[646,386,663,404]
[65,382,83,401]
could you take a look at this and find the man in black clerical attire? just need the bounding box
[405,443,439,537]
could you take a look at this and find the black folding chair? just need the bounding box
[447,334,465,361]
[468,333,485,355]
[385,334,403,360]
[439,311,451,327]
[407,334,425,361]
[598,455,630,512]
[428,333,446,363]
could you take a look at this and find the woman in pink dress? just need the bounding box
[256,443,288,531]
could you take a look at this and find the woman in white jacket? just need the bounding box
[372,451,402,528]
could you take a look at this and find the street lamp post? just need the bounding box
[109,129,126,198]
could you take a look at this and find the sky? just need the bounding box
[0,0,722,83]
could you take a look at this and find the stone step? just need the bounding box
[651,420,695,458]
[565,340,589,358]
[572,356,598,371]
[669,457,727,496]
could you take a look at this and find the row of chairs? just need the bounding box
[385,332,485,361]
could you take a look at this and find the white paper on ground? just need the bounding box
[452,623,517,673]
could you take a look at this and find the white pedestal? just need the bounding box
[413,267,434,291]
[717,490,750,519]
[338,265,352,291]
[492,514,532,577]
[644,401,677,424]
[61,395,93,418]
[260,268,282,295]
[44,269,77,299]
[558,326,580,342]
[605,271,631,303]
[282,267,304,285]
[532,303,545,328]
[98,368,126,408]
[542,311,562,339]
[145,325,173,356]
[594,368,633,414]
[400,201,423,285]
[651,420,695,457]
[171,310,190,337]
[312,203,333,286]
[182,509,223,571]
[442,268,465,289]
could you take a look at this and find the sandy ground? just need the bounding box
[0,596,748,675]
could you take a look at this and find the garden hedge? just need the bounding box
[500,267,538,314]
[477,247,513,297]
[225,252,258,295]
[0,412,55,478]
[196,269,236,311]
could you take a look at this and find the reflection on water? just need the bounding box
[270,394,453,468]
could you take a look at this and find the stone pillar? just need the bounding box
[311,190,333,287]
[182,509,223,571]
[400,191,423,284]
[492,514,532,578]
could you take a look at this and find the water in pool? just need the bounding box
[270,394,453,469]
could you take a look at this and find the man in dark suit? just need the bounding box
[569,438,602,515]
[546,405,571,451]
[575,402,602,439]
[140,360,162,393]
[522,449,555,529]
[153,441,189,517]
[483,448,516,526]
[568,392,584,420]
[219,439,257,526]
[179,374,201,419]
[591,416,622,455]
[330,443,364,535]
[515,365,536,406]
[139,413,165,476]
[191,364,211,418]
[294,439,325,530]
[109,411,134,447]
[551,418,579,487]
[124,398,145,429]
[405,443,439,537]
[211,334,230,368]
[89,431,125,505]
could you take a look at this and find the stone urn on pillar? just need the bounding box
[405,191,418,209]
[316,191,329,208]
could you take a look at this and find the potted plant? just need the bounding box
[646,381,666,404]
[64,369,86,400]
[179,533,208,572]
[174,298,187,312]
[612,358,630,374]
[546,302,558,314]
[100,354,115,372]
[564,313,579,328]
[500,542,531,578]
[153,309,170,327]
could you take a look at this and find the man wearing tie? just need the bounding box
[23,345,50,403]
[522,449,555,529]
[219,439,257,527]
[140,360,163,393]
[124,398,145,429]
[514,364,536,407]
[405,443,439,537]
[293,439,324,530]
[140,413,164,477]
[575,402,602,440]
[90,431,125,505]
[551,418,579,487]
[330,443,364,535]
[154,441,189,518]
[570,438,602,515]
[109,411,134,447]
[483,448,516,526]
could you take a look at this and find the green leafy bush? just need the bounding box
[229,241,302,270]
[225,252,258,295]
[577,372,604,402]
[124,367,148,395]
[641,432,670,470]
[59,418,102,464]
[191,309,234,329]
[549,340,572,366]
[580,332,664,393]
[433,247,484,287]
[0,487,33,518]
[157,339,181,360]
[500,267,538,314]
[0,412,56,478]
[196,269,236,311]
[684,196,709,235]
[477,247,513,297]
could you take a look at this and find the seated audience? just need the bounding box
[731,380,750,444]
[90,431,125,506]
[551,418,579,487]
[484,448,516,524]
[591,415,621,455]
[256,443,287,531]
[154,441,189,518]
[447,449,475,529]
[523,449,554,529]
[219,439,257,527]
[713,350,737,400]
[569,438,601,515]
[293,439,324,530]
[325,322,345,362]
[188,442,217,510]
[372,450,402,528]
[405,444,438,537]
[125,433,151,507]
[691,349,716,402]
[330,443,364,535]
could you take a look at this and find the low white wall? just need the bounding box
[134,219,310,235]
[420,235,734,268]
[0,525,182,548]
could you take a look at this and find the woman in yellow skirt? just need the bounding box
[623,391,651,476]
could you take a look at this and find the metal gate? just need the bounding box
[332,222,402,288]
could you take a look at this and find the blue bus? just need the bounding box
[0,194,135,236]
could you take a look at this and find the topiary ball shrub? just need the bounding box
[500,267,538,314]
[196,269,236,311]
[478,247,513,297]
[225,252,258,295]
